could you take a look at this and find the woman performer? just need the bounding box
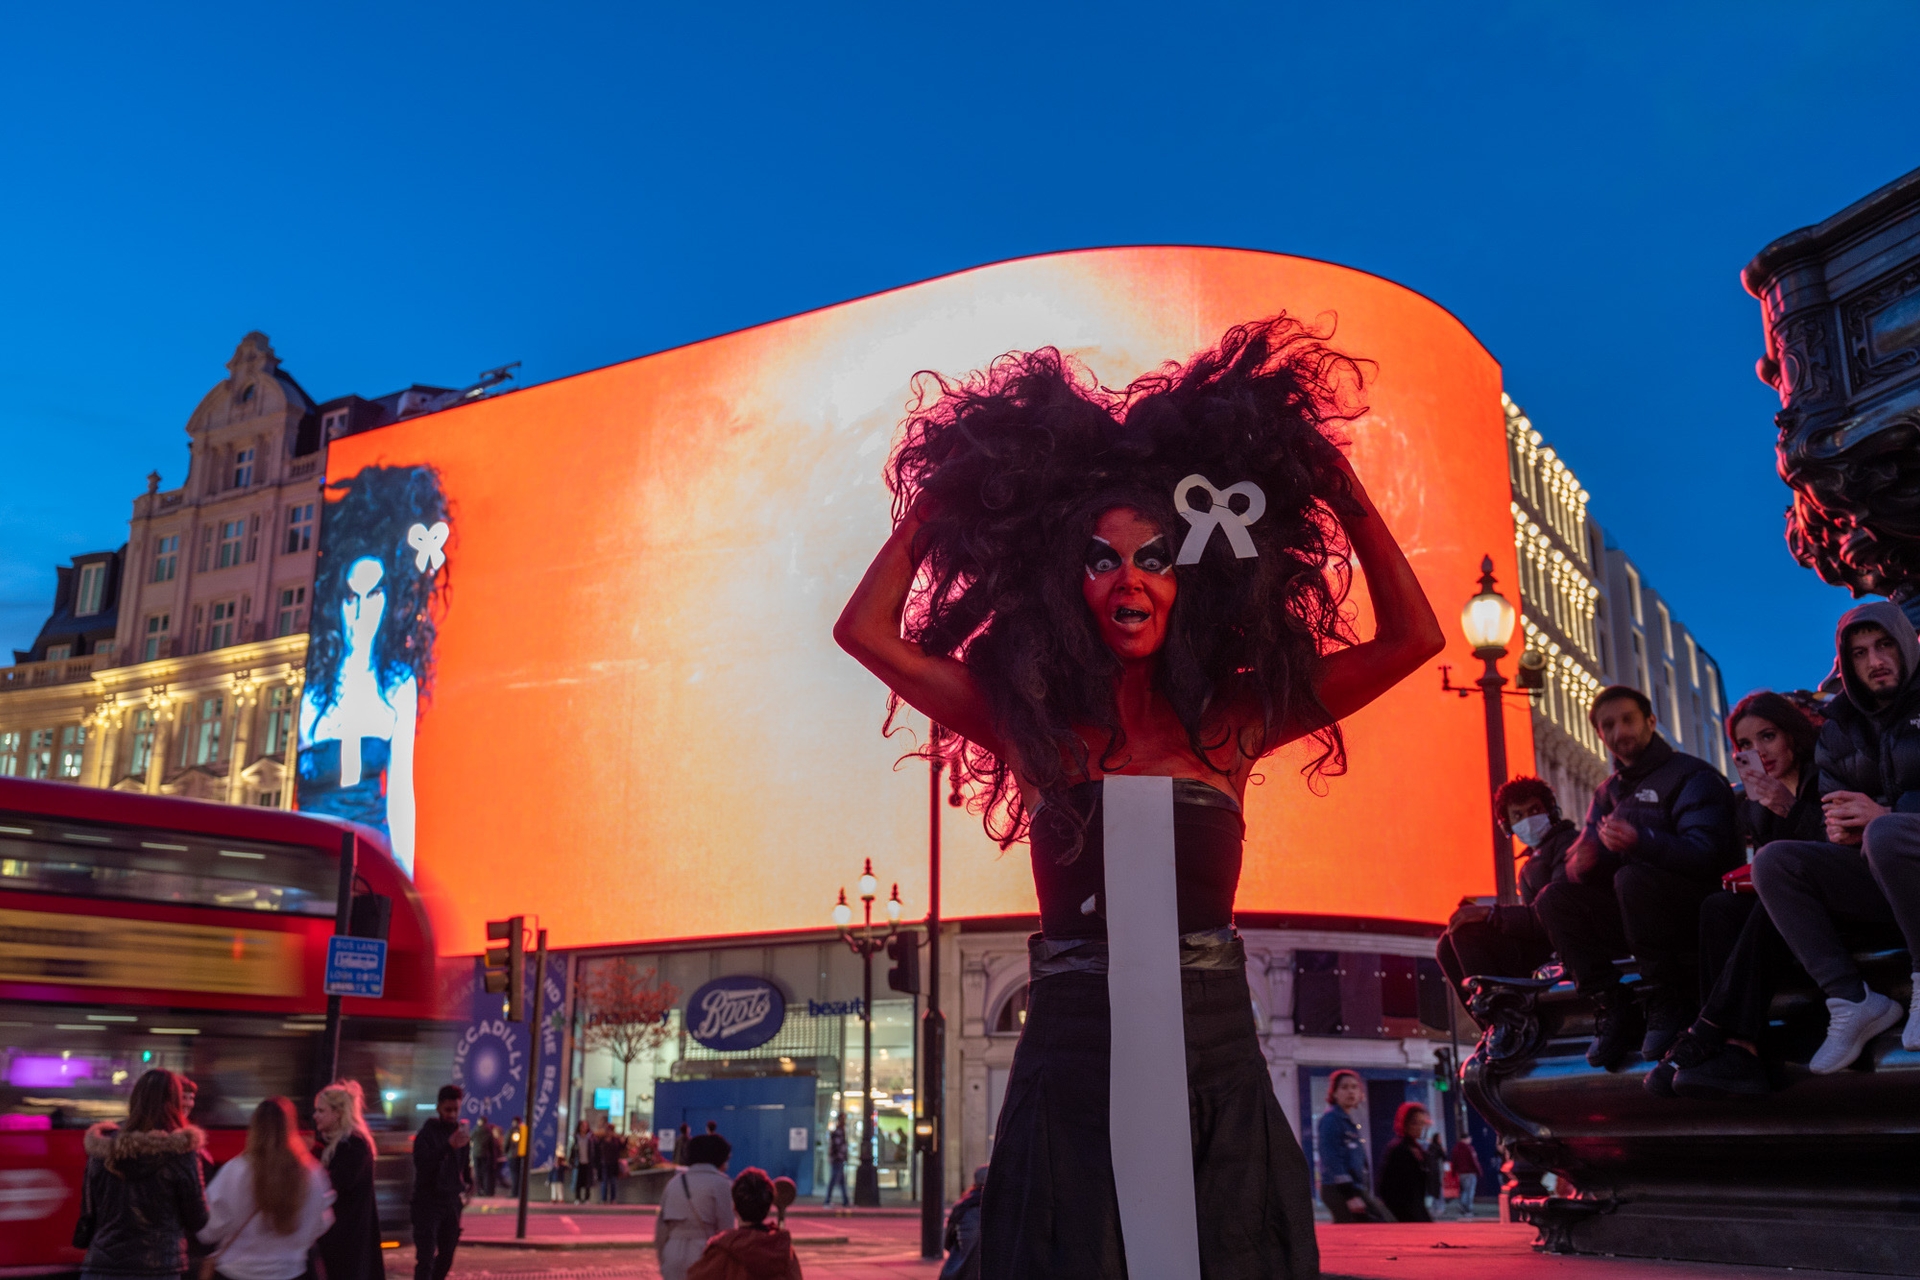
[835,316,1443,1279]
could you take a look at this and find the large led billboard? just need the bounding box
[304,247,1530,952]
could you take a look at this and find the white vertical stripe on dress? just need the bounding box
[1102,773,1202,1280]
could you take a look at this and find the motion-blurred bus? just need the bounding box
[0,778,449,1274]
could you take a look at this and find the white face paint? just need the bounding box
[343,557,387,654]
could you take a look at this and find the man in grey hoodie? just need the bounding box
[1748,601,1920,1076]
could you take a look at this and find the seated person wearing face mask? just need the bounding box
[1436,776,1575,1010]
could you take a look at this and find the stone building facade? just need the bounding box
[1502,393,1732,817]
[0,333,463,806]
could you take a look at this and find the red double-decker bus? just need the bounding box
[0,778,450,1275]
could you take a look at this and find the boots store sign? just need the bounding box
[685,976,786,1051]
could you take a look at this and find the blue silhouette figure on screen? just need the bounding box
[298,465,449,878]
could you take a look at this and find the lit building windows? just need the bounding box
[207,600,238,650]
[190,697,224,767]
[130,708,156,776]
[0,732,19,776]
[285,503,315,553]
[275,586,306,637]
[26,730,53,779]
[217,520,245,569]
[152,534,179,583]
[58,726,85,778]
[76,561,106,616]
[264,686,294,755]
[143,612,171,662]
[44,644,71,662]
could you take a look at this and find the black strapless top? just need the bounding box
[1030,778,1244,940]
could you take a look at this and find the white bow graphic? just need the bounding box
[1173,475,1266,564]
[407,521,450,572]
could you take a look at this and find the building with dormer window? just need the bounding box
[0,332,466,807]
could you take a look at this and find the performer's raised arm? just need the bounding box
[834,503,1003,755]
[1300,450,1446,728]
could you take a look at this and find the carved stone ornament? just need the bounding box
[1747,166,1920,600]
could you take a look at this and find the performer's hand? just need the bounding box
[1346,1196,1367,1215]
[1567,840,1603,883]
[450,1125,470,1151]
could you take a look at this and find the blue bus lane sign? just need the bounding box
[324,936,388,998]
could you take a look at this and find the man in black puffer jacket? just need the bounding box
[1436,776,1576,1007]
[1534,685,1740,1069]
[1746,601,1920,1077]
[79,1119,210,1277]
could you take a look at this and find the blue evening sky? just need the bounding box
[2,3,1916,704]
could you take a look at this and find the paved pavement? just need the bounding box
[400,1204,1888,1279]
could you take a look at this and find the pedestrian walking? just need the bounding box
[1424,1130,1448,1220]
[686,1167,803,1280]
[1376,1103,1434,1223]
[313,1080,383,1280]
[1448,1134,1482,1217]
[75,1069,209,1280]
[410,1085,472,1280]
[472,1121,499,1197]
[570,1121,595,1203]
[597,1124,623,1203]
[506,1116,526,1199]
[940,1166,988,1280]
[199,1097,334,1280]
[656,1134,734,1280]
[821,1119,849,1207]
[1314,1072,1390,1223]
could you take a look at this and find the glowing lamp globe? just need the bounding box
[858,858,878,902]
[885,884,903,923]
[1460,558,1516,656]
[831,889,853,928]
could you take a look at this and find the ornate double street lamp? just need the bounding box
[831,860,902,1207]
[1439,555,1540,906]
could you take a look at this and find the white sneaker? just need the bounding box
[1811,990,1903,1073]
[1905,975,1920,1053]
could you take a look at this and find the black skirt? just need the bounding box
[980,964,1319,1279]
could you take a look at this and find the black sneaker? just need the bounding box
[1643,1025,1719,1098]
[1641,988,1697,1061]
[1672,1043,1770,1099]
[1587,988,1646,1070]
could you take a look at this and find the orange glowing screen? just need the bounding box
[321,247,1530,952]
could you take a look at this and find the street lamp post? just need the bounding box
[832,861,900,1208]
[1439,554,1533,906]
[919,726,948,1259]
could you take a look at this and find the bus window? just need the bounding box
[0,813,333,915]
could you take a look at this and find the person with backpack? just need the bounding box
[76,1069,209,1280]
[199,1098,335,1280]
[656,1133,734,1280]
[686,1167,803,1280]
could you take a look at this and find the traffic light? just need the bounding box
[1433,1047,1455,1093]
[886,932,921,995]
[485,916,525,1021]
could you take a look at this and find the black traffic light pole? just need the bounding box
[918,727,947,1258]
[315,832,356,1097]
[514,926,547,1241]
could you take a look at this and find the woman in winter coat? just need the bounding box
[312,1080,383,1280]
[656,1134,735,1280]
[200,1098,334,1280]
[1375,1103,1434,1224]
[78,1069,210,1280]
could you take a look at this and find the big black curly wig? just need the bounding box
[885,313,1371,854]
